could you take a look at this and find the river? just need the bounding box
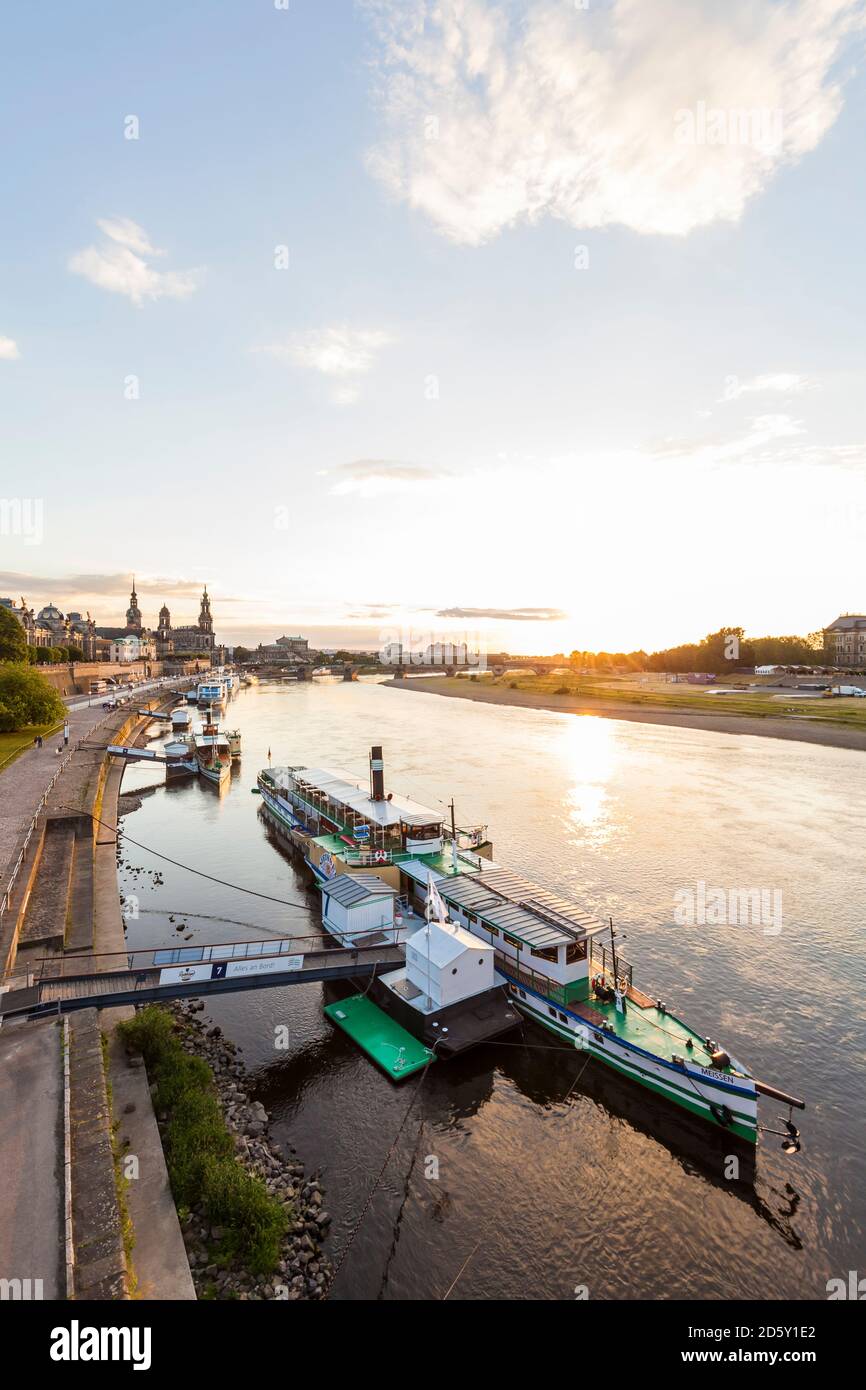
[118,678,866,1301]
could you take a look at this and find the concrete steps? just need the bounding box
[18,820,76,947]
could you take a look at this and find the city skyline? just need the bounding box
[2,1,866,653]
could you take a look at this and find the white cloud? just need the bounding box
[328,458,451,496]
[0,336,20,360]
[259,326,394,376]
[68,219,201,305]
[721,372,817,401]
[363,0,863,244]
[96,217,161,256]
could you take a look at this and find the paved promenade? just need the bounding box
[0,677,181,895]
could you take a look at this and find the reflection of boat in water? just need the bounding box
[268,976,802,1248]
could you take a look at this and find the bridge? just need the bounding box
[247,656,569,682]
[0,934,404,1020]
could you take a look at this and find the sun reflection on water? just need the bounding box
[558,714,620,844]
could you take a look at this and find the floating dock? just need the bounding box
[323,995,437,1081]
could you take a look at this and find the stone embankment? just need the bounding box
[170,1001,333,1301]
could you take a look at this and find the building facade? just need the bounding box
[1,597,97,658]
[824,614,866,668]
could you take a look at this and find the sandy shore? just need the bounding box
[384,677,866,753]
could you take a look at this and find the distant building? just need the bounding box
[755,664,781,676]
[255,635,310,662]
[1,596,96,657]
[98,581,220,661]
[109,634,155,663]
[824,614,866,668]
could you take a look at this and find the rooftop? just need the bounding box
[275,765,442,829]
[401,858,604,949]
[317,874,397,906]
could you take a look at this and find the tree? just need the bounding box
[0,605,28,662]
[0,663,66,732]
[233,646,252,662]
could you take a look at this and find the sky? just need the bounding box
[1,0,866,654]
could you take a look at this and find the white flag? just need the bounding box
[426,871,448,924]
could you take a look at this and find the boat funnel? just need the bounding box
[370,745,385,801]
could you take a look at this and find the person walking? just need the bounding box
[63,721,70,747]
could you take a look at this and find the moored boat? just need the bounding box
[256,744,804,1150]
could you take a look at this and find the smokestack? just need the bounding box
[370,745,385,802]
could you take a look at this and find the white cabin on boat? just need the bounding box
[319,873,399,945]
[403,920,495,1010]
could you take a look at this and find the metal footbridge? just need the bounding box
[0,934,404,1021]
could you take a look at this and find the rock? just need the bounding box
[123,1101,136,1115]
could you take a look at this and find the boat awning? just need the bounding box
[284,766,441,829]
[398,860,603,949]
[318,874,397,906]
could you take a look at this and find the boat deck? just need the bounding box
[578,992,744,1076]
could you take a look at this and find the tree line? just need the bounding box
[568,626,828,675]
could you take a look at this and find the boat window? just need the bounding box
[403,822,441,841]
[548,1006,557,1018]
[503,934,521,950]
[558,1012,568,1024]
[484,921,499,937]
[531,945,558,964]
[566,941,587,964]
[518,989,526,999]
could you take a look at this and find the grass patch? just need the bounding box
[476,673,866,728]
[0,722,63,771]
[117,1006,287,1276]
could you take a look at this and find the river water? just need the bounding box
[118,678,866,1301]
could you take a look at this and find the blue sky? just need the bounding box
[2,0,866,652]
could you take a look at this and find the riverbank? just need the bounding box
[131,1001,332,1300]
[385,677,866,752]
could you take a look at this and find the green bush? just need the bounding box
[118,1006,287,1274]
[0,663,65,731]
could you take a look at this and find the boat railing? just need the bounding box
[589,940,633,990]
[493,949,568,1006]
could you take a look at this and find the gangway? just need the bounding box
[0,934,404,1020]
[108,745,172,764]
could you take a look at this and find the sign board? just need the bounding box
[353,825,370,842]
[159,964,214,985]
[319,852,337,880]
[220,956,304,979]
[159,957,304,987]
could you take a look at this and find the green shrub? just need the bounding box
[0,663,65,731]
[118,1006,287,1274]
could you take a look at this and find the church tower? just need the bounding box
[126,577,142,634]
[198,585,214,650]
